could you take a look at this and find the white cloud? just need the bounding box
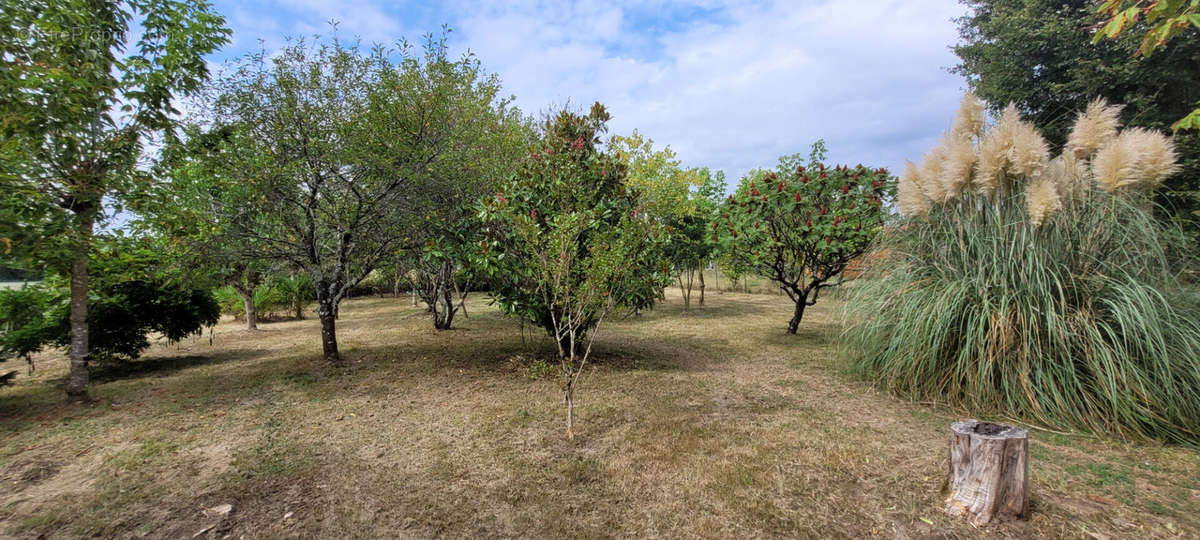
[217,0,970,182]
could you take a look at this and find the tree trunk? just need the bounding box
[565,379,575,441]
[236,288,258,330]
[944,420,1029,526]
[316,289,341,364]
[697,260,706,305]
[787,295,808,334]
[65,210,94,403]
[713,263,721,294]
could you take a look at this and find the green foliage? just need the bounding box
[0,0,231,270]
[846,97,1200,445]
[477,103,673,353]
[610,133,725,307]
[215,274,314,321]
[846,195,1200,445]
[0,284,65,366]
[0,239,220,365]
[715,141,892,333]
[1093,0,1200,131]
[180,29,509,360]
[953,0,1200,244]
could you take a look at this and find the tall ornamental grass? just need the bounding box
[844,93,1200,446]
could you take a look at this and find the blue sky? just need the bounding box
[208,0,970,182]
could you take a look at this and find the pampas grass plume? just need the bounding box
[951,91,986,141]
[898,160,929,216]
[1026,176,1062,226]
[1067,98,1122,160]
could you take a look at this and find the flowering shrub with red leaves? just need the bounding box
[715,141,894,333]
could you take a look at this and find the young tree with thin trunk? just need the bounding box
[716,141,893,334]
[478,105,671,437]
[0,1,229,401]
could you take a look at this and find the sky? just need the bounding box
[210,0,971,183]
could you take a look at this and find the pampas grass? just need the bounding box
[1066,98,1122,160]
[898,160,929,217]
[1025,177,1061,227]
[844,93,1200,446]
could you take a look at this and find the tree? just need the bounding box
[1093,0,1200,131]
[0,0,229,401]
[716,141,892,334]
[1,236,220,371]
[610,133,724,310]
[477,104,672,437]
[150,129,279,331]
[188,32,491,363]
[405,76,530,330]
[953,0,1200,243]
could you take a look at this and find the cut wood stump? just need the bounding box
[943,420,1029,526]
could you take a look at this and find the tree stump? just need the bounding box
[943,420,1029,526]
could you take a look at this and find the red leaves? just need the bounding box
[495,192,505,203]
[530,208,537,219]
[571,137,585,150]
[849,202,856,209]
[713,222,719,231]
[795,191,802,202]
[801,175,810,184]
[601,169,607,177]
[819,172,827,179]
[713,233,719,242]
[777,182,784,193]
[841,184,849,194]
[797,165,805,173]
[820,206,827,216]
[806,218,812,228]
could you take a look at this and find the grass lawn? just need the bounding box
[1,289,1197,538]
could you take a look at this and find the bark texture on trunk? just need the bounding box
[318,305,340,363]
[944,420,1029,526]
[65,211,94,402]
[697,261,705,305]
[237,289,258,330]
[316,281,341,363]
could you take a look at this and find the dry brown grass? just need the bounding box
[2,289,1198,538]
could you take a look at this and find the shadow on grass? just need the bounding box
[89,348,274,383]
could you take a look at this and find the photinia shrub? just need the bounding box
[716,141,893,333]
[475,103,672,439]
